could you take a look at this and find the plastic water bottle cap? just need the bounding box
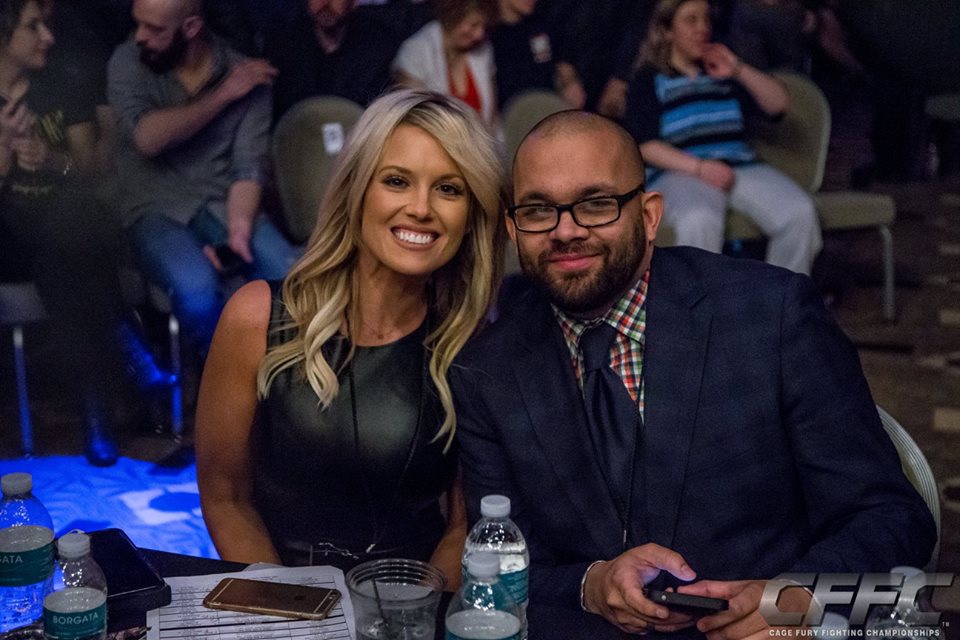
[812,612,849,639]
[467,552,500,578]
[1,472,32,497]
[57,531,91,558]
[890,566,924,578]
[480,495,511,518]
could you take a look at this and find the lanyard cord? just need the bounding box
[348,339,427,555]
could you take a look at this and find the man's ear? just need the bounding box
[641,190,664,244]
[504,211,518,246]
[182,15,204,39]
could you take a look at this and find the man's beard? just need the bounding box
[139,28,187,73]
[517,219,647,315]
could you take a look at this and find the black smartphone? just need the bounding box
[88,529,171,619]
[644,588,729,614]
[203,577,341,620]
[214,244,247,277]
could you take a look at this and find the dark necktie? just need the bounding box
[579,323,638,515]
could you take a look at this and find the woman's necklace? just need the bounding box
[357,305,427,345]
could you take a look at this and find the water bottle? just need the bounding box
[863,567,941,639]
[446,553,522,640]
[0,472,55,633]
[43,532,107,640]
[462,496,528,638]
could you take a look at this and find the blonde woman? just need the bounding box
[196,90,503,585]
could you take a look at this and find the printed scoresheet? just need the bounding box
[146,564,355,639]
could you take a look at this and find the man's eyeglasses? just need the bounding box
[506,185,645,233]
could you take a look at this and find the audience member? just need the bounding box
[264,0,411,119]
[108,0,299,356]
[452,110,936,638]
[0,0,164,466]
[722,0,811,72]
[625,0,820,274]
[538,0,654,116]
[39,0,129,174]
[196,90,503,583]
[490,0,584,110]
[392,0,499,131]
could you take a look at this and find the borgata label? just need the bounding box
[43,602,106,639]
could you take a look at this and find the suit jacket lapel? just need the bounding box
[640,249,711,550]
[512,288,623,556]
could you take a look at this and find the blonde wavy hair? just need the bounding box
[257,89,504,451]
[637,0,707,74]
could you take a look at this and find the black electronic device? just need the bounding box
[214,244,247,277]
[644,588,729,614]
[88,528,171,625]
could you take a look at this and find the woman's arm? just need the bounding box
[702,43,789,116]
[0,99,31,178]
[639,139,735,191]
[196,279,283,564]
[429,471,468,592]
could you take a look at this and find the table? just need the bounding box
[119,549,621,640]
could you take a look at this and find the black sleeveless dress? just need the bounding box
[254,284,458,569]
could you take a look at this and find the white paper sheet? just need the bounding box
[146,565,356,640]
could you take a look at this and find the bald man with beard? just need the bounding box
[108,0,299,355]
[451,111,935,639]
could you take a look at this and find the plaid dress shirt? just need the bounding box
[553,271,649,419]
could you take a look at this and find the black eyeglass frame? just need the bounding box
[506,184,646,233]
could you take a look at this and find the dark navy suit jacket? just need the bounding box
[452,247,935,624]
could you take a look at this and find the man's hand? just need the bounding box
[559,80,587,109]
[217,59,278,104]
[583,543,698,635]
[554,62,586,109]
[227,217,254,264]
[681,579,812,640]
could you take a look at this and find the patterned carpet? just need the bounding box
[0,453,216,559]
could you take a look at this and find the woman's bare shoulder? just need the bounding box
[218,279,274,341]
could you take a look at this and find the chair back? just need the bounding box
[272,96,364,244]
[502,90,571,170]
[0,282,46,325]
[747,72,831,193]
[877,406,941,570]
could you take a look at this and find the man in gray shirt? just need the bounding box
[108,0,298,354]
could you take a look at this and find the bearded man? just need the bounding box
[107,0,298,355]
[451,110,935,639]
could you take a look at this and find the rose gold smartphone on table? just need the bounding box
[202,577,341,620]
